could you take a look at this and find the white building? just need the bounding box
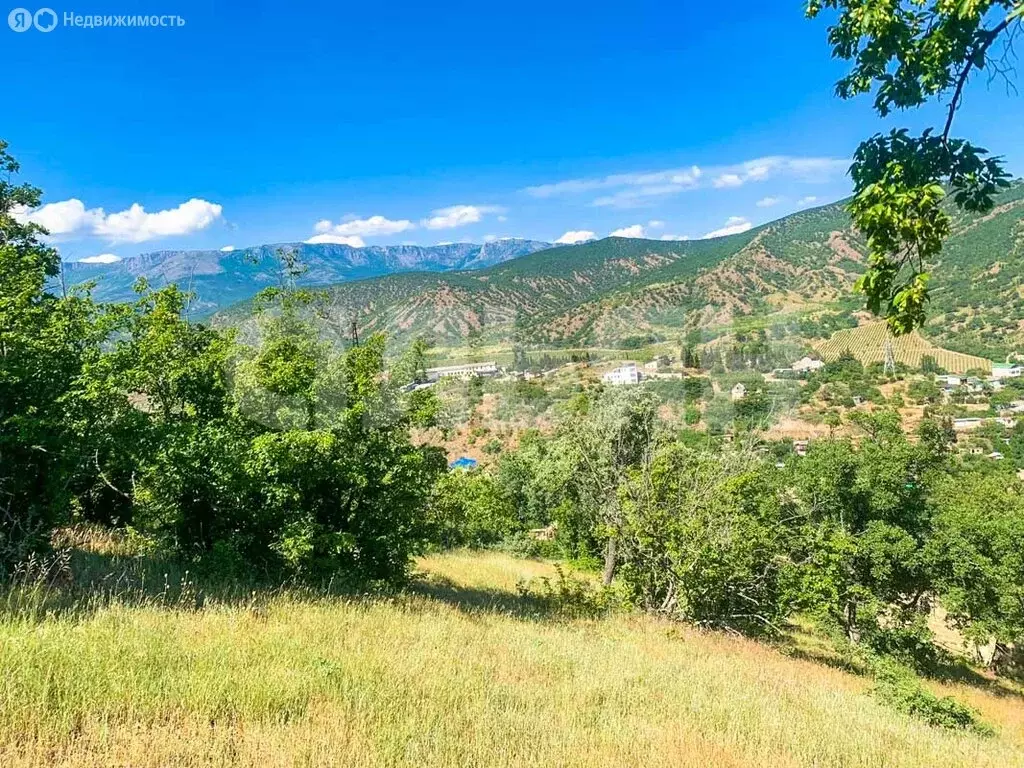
[603,363,641,386]
[953,418,983,431]
[991,363,1024,380]
[791,356,825,373]
[425,361,499,382]
[731,383,747,401]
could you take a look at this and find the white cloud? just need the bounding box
[97,199,223,243]
[703,216,753,239]
[483,234,498,243]
[79,253,121,264]
[712,173,743,188]
[659,233,690,241]
[524,155,846,208]
[13,198,104,236]
[555,230,596,244]
[304,233,366,247]
[421,204,504,230]
[526,166,702,200]
[647,220,665,229]
[15,197,223,243]
[314,214,415,238]
[756,196,781,208]
[610,224,648,238]
[220,245,236,252]
[797,195,819,206]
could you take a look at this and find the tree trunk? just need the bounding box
[602,536,618,586]
[844,600,860,643]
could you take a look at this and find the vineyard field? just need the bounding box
[814,324,992,373]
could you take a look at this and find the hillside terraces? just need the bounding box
[816,324,992,374]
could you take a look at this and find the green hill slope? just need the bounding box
[216,183,1024,357]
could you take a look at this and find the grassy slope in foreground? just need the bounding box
[2,551,1023,767]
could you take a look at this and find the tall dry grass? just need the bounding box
[1,543,1023,767]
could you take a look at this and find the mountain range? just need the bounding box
[64,239,553,315]
[212,182,1024,359]
[68,183,1024,359]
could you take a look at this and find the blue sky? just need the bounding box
[5,0,1023,261]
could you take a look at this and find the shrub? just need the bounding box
[426,469,520,549]
[870,657,992,735]
[517,565,626,619]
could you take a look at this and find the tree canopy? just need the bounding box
[808,0,1022,333]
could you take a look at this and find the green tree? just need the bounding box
[789,424,935,647]
[808,1,1020,334]
[927,472,1024,670]
[0,141,109,567]
[563,387,659,584]
[426,469,518,549]
[618,443,794,633]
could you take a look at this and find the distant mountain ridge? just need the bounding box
[64,239,553,314]
[212,182,1024,358]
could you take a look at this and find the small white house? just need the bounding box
[991,363,1024,380]
[953,418,983,431]
[603,363,641,386]
[731,383,747,402]
[791,356,825,374]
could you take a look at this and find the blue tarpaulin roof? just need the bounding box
[449,457,478,470]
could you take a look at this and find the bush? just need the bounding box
[246,425,443,584]
[426,469,520,549]
[870,657,993,734]
[516,566,627,619]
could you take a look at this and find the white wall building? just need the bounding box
[603,363,641,386]
[791,356,825,373]
[992,363,1024,380]
[425,361,499,382]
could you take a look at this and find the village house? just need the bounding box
[791,356,825,374]
[731,383,747,401]
[953,417,984,431]
[602,363,641,386]
[991,363,1024,380]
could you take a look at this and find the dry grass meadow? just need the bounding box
[2,547,1024,767]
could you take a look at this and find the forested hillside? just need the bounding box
[215,183,1024,356]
